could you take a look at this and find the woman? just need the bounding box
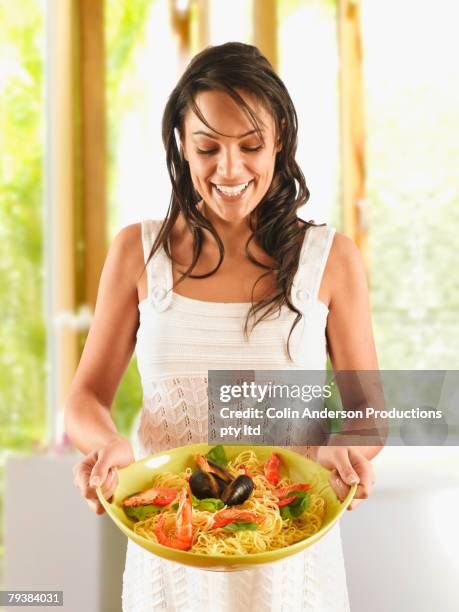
[66,42,381,611]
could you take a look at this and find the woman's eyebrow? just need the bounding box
[191,129,260,139]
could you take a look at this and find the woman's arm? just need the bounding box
[64,223,143,453]
[65,223,144,513]
[314,232,383,509]
[326,231,383,450]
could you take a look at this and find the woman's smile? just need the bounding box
[211,178,254,201]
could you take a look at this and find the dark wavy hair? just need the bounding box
[142,41,319,361]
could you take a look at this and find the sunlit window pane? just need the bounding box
[361,0,459,368]
[279,0,340,225]
[0,0,46,586]
[0,0,46,447]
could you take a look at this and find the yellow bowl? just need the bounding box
[97,444,356,571]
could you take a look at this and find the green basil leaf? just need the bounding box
[205,445,228,467]
[171,502,179,511]
[222,521,258,531]
[191,495,225,511]
[288,490,309,500]
[124,504,161,522]
[280,491,311,520]
[280,503,293,519]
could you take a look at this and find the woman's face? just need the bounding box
[180,89,281,224]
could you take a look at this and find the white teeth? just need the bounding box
[215,181,250,196]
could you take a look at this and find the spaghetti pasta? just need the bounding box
[130,451,326,555]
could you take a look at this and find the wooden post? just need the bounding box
[79,0,107,308]
[169,0,209,68]
[169,0,192,69]
[253,0,278,70]
[196,0,209,51]
[338,0,367,260]
[46,0,80,445]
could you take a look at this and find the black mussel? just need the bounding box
[220,475,254,506]
[189,470,227,500]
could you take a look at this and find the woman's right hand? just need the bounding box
[72,435,135,515]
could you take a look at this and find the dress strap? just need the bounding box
[140,219,173,312]
[291,224,336,310]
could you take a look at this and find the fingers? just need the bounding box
[329,469,351,502]
[72,437,134,516]
[347,498,364,511]
[86,497,106,515]
[100,467,118,502]
[89,448,112,487]
[348,449,375,501]
[72,458,118,515]
[328,448,376,511]
[331,449,360,486]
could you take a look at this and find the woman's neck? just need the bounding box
[194,200,255,256]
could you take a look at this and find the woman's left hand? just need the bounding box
[315,445,375,511]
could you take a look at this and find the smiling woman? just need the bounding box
[66,41,381,612]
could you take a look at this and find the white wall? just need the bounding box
[341,447,459,612]
[4,453,126,612]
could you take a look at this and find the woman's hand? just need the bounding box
[315,445,375,511]
[72,435,135,515]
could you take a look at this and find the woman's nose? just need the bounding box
[216,148,243,179]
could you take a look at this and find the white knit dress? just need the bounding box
[121,219,351,612]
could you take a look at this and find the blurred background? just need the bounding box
[1,0,459,610]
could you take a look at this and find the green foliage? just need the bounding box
[0,0,46,451]
[0,0,46,588]
[106,0,153,93]
[324,356,344,433]
[111,358,143,437]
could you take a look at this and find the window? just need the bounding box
[0,0,47,585]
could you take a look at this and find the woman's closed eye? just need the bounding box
[196,145,263,155]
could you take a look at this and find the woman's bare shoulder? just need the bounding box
[329,231,363,266]
[321,230,367,305]
[115,221,142,248]
[113,222,145,277]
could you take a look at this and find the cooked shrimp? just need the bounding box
[122,487,178,507]
[155,487,194,551]
[272,483,311,498]
[263,452,281,485]
[211,508,263,529]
